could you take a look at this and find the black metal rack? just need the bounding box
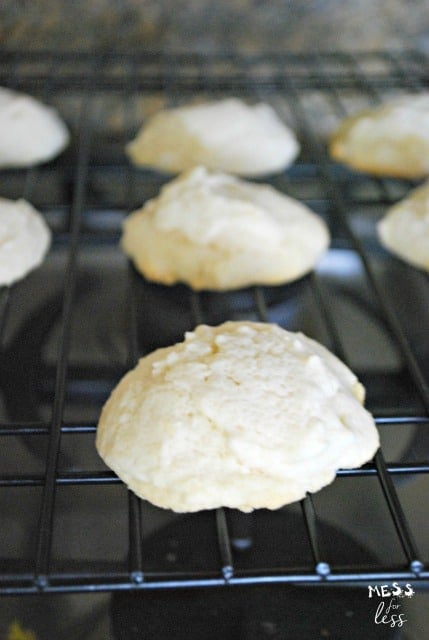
[0,50,428,596]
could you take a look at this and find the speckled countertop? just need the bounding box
[0,0,428,52]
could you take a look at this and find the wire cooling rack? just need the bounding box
[0,50,428,595]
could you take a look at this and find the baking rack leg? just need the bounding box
[229,510,254,551]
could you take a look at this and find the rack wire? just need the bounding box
[0,50,428,595]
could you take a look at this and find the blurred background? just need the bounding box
[0,0,429,54]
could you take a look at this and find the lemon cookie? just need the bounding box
[330,94,429,178]
[121,167,329,291]
[378,180,429,271]
[96,321,379,513]
[126,97,299,177]
[0,198,51,286]
[0,86,69,168]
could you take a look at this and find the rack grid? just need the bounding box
[0,50,428,595]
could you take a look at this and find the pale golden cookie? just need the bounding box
[378,180,429,271]
[126,97,300,177]
[0,198,51,286]
[121,167,330,291]
[96,321,379,513]
[330,94,429,178]
[0,87,69,168]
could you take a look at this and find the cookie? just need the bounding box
[126,97,299,177]
[96,321,379,513]
[377,180,429,271]
[0,198,52,286]
[121,167,329,291]
[329,94,429,178]
[0,86,69,168]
